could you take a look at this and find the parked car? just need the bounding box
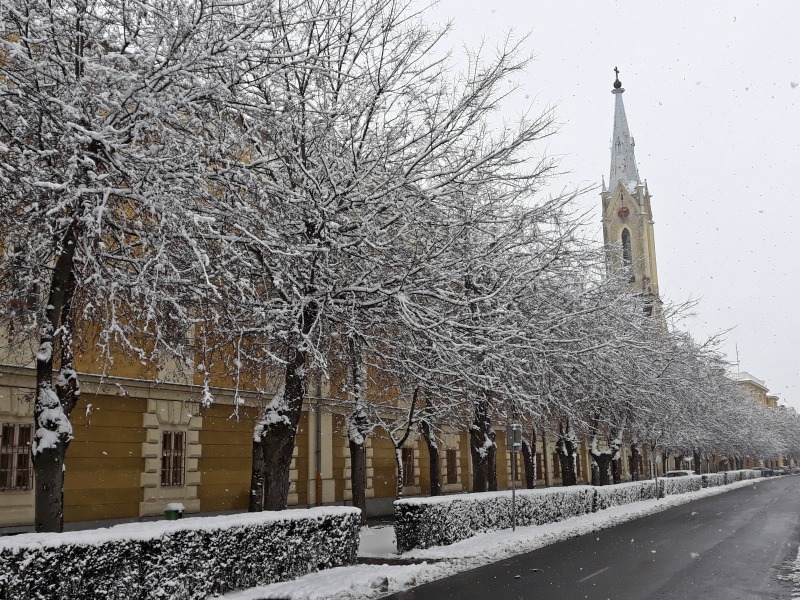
[751,467,774,477]
[665,470,696,477]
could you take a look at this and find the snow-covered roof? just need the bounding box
[731,371,768,392]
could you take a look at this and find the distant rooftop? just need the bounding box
[731,371,768,391]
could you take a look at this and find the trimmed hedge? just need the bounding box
[395,470,764,552]
[395,486,595,552]
[701,468,762,488]
[594,480,658,511]
[660,475,702,496]
[0,507,360,600]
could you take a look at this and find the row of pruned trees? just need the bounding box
[1,0,796,532]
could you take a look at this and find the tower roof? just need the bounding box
[608,69,641,193]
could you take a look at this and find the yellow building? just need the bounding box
[732,371,783,467]
[1,357,596,529]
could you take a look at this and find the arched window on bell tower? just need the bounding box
[621,228,634,281]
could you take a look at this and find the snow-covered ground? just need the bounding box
[221,479,761,600]
[780,546,800,598]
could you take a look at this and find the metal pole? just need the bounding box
[511,450,516,531]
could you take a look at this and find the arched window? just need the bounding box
[621,228,633,267]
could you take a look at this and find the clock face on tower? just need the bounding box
[617,206,630,219]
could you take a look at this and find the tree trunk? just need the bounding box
[556,445,577,486]
[630,442,641,481]
[33,224,80,532]
[260,419,298,510]
[487,428,498,491]
[591,460,600,486]
[248,439,265,512]
[593,453,613,486]
[589,434,613,486]
[394,447,405,498]
[674,454,683,470]
[259,340,309,510]
[420,418,441,496]
[521,438,536,489]
[693,449,702,474]
[612,457,622,484]
[349,439,367,520]
[347,339,369,520]
[556,420,579,486]
[470,396,491,492]
[662,453,669,475]
[610,429,623,484]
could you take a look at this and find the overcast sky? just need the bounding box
[422,1,800,408]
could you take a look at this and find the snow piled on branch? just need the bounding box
[32,388,73,456]
[254,386,289,442]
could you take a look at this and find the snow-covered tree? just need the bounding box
[201,0,566,509]
[0,0,287,531]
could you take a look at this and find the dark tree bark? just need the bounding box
[591,460,600,486]
[391,388,420,499]
[256,303,318,510]
[630,442,641,481]
[470,395,491,492]
[556,419,578,486]
[349,439,367,519]
[420,417,441,496]
[612,456,622,484]
[611,434,623,484]
[662,453,669,475]
[592,451,613,486]
[693,449,702,474]
[347,337,369,521]
[33,223,81,532]
[259,347,307,510]
[674,454,683,470]
[487,428,498,491]
[521,436,536,489]
[248,439,265,512]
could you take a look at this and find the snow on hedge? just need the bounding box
[395,471,764,551]
[701,469,761,488]
[0,507,360,600]
[593,480,658,511]
[395,486,595,552]
[660,475,703,496]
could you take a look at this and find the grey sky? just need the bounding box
[424,1,800,408]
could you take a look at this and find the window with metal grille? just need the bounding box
[445,449,458,485]
[161,431,185,487]
[0,423,33,491]
[401,447,415,486]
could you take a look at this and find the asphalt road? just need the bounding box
[386,476,800,600]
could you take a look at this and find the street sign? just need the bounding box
[507,423,522,451]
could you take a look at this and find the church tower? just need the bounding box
[600,69,661,315]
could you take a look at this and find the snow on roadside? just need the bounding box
[220,479,761,600]
[779,544,800,598]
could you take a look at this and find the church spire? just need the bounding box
[609,67,641,193]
